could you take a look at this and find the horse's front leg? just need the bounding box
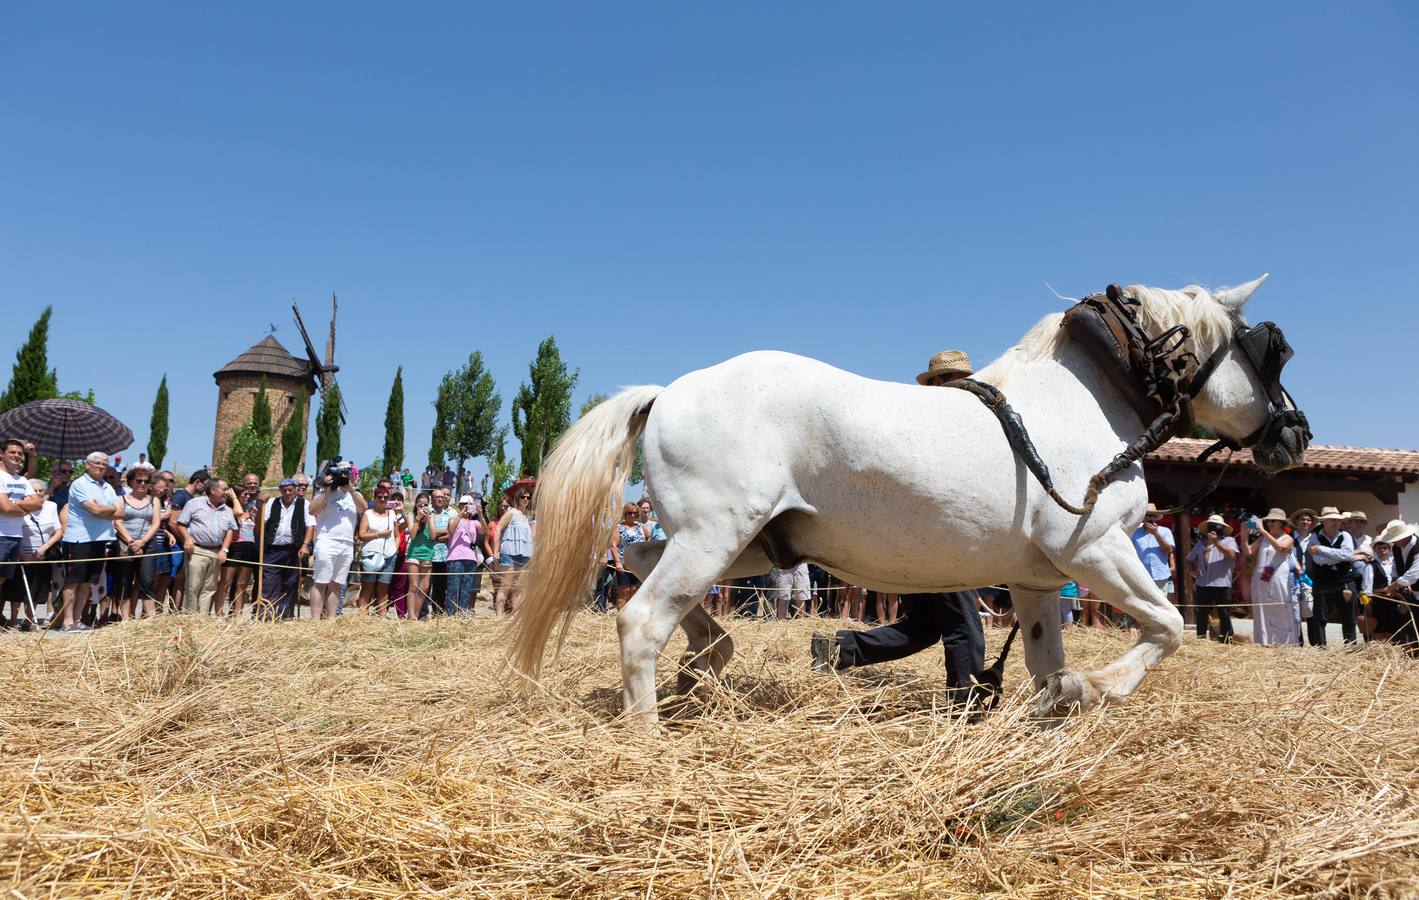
[1045,529,1185,710]
[1008,584,1103,717]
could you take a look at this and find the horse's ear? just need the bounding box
[1214,274,1269,312]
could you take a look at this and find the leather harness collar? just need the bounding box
[947,284,1308,516]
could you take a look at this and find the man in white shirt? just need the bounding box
[1373,519,1419,653]
[307,461,366,621]
[0,439,44,609]
[259,478,313,619]
[1305,507,1356,646]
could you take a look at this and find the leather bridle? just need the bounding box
[946,284,1310,516]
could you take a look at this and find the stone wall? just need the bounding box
[211,373,312,484]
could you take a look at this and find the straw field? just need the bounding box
[3,612,1417,898]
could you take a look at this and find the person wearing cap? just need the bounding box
[1343,512,1375,637]
[1239,508,1299,646]
[1371,519,1419,652]
[1130,502,1176,606]
[1304,507,1357,646]
[258,478,313,619]
[1187,514,1239,642]
[810,351,993,708]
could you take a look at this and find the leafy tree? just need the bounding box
[511,336,578,476]
[147,375,169,469]
[382,366,405,473]
[0,306,58,413]
[251,374,273,440]
[357,456,383,496]
[219,423,274,485]
[427,377,452,471]
[486,427,517,502]
[439,352,501,490]
[315,385,342,465]
[579,392,643,483]
[280,390,307,477]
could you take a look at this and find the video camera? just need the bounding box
[317,457,355,489]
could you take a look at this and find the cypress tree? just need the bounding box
[147,375,169,469]
[511,335,578,476]
[315,384,342,465]
[382,366,405,473]
[251,374,273,440]
[280,390,307,477]
[0,306,58,413]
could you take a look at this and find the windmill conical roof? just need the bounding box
[214,336,316,385]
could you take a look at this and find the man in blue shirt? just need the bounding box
[1130,503,1176,600]
[56,452,123,631]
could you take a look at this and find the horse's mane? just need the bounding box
[974,283,1239,387]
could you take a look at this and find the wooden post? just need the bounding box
[254,499,265,618]
[1176,510,1193,628]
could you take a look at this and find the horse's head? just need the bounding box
[1178,275,1311,473]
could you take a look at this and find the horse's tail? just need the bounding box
[508,384,663,685]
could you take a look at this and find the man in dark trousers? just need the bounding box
[809,350,994,704]
[258,478,314,619]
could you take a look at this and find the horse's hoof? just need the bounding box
[1034,668,1103,718]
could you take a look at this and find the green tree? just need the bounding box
[219,423,274,485]
[357,456,384,496]
[579,392,644,483]
[382,366,405,473]
[439,352,501,490]
[511,336,578,476]
[0,306,59,413]
[427,377,452,471]
[485,427,517,501]
[251,374,273,440]
[315,385,342,465]
[280,390,307,477]
[146,375,169,469]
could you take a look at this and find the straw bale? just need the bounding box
[2,614,1417,898]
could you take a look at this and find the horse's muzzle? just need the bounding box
[1252,423,1309,474]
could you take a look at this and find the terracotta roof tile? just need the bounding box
[1147,438,1419,477]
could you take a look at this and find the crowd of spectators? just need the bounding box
[1,437,1415,656]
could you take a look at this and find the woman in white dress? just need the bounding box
[1240,508,1299,646]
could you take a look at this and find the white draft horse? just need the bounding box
[511,277,1308,728]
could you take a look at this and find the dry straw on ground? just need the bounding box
[2,613,1417,898]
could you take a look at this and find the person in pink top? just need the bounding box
[444,494,488,614]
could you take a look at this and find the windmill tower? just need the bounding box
[211,332,317,483]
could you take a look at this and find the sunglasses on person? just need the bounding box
[132,478,150,484]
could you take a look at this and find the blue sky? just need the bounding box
[2,4,1416,476]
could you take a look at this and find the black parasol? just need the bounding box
[0,399,134,459]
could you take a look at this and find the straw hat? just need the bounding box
[1144,502,1162,518]
[1375,519,1417,545]
[916,350,974,385]
[1318,506,1346,521]
[1201,514,1233,536]
[1344,510,1368,523]
[1259,507,1289,523]
[1289,507,1317,524]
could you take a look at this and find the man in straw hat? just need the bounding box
[915,349,974,387]
[1130,502,1176,605]
[1186,513,1239,642]
[1371,519,1419,653]
[811,351,996,710]
[1304,506,1356,646]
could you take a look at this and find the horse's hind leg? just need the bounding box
[617,532,744,729]
[1043,529,1184,714]
[674,605,733,697]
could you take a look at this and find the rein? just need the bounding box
[947,284,1253,517]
